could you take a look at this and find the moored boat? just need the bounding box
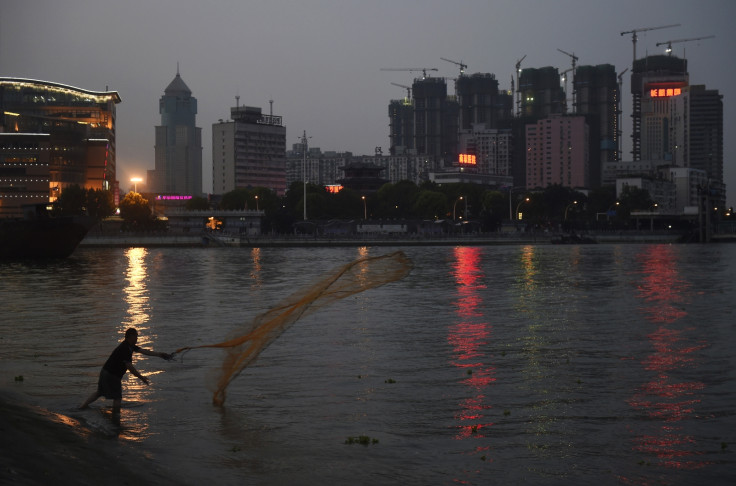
[0,205,95,259]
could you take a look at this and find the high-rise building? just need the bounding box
[150,71,202,196]
[525,115,589,189]
[412,77,448,160]
[388,98,414,155]
[574,64,620,187]
[630,55,688,162]
[518,67,567,119]
[688,85,723,183]
[0,78,121,216]
[212,104,286,196]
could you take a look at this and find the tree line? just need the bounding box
[54,181,728,234]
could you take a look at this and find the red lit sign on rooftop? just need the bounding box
[459,154,476,165]
[650,88,682,98]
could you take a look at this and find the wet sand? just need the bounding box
[0,392,182,486]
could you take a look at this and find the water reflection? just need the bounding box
[249,248,262,289]
[448,247,495,441]
[123,247,150,330]
[629,245,707,470]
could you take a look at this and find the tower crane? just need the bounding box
[557,49,579,112]
[620,24,680,65]
[515,54,526,116]
[380,67,438,79]
[656,35,715,55]
[440,57,467,76]
[390,82,412,100]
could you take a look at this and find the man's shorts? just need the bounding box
[97,368,123,400]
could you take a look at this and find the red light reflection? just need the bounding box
[448,247,495,442]
[628,245,707,470]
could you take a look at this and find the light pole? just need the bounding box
[564,200,578,221]
[361,196,367,220]
[255,195,259,211]
[130,177,142,193]
[515,197,530,220]
[453,196,464,221]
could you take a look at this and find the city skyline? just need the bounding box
[2,0,733,205]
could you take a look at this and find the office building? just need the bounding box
[630,55,688,162]
[0,77,121,216]
[212,104,286,196]
[150,71,202,196]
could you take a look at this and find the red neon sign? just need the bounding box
[650,88,682,98]
[459,154,476,165]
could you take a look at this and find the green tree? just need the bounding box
[412,190,447,220]
[53,185,114,220]
[119,192,153,230]
[53,185,87,215]
[186,196,210,210]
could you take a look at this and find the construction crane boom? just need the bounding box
[440,57,467,75]
[557,49,579,112]
[620,23,681,65]
[515,55,527,116]
[656,35,715,55]
[390,82,412,99]
[380,67,438,79]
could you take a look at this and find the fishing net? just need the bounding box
[174,250,413,406]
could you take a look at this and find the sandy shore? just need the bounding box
[0,392,182,486]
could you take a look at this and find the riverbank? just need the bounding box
[0,392,181,486]
[79,231,685,248]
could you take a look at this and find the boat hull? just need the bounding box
[0,215,95,259]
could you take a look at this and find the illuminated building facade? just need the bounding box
[0,78,120,217]
[212,105,286,196]
[525,114,589,189]
[150,71,202,196]
[630,55,688,162]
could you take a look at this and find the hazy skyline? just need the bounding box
[2,0,734,206]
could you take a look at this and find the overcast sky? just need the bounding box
[2,0,734,205]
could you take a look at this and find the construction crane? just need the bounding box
[656,35,715,55]
[515,54,527,116]
[620,24,680,65]
[380,67,438,79]
[440,57,467,76]
[390,82,412,100]
[557,49,579,112]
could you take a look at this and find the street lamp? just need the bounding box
[255,195,259,211]
[564,200,578,221]
[130,177,142,193]
[515,197,530,220]
[361,196,367,220]
[453,196,464,221]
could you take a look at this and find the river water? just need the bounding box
[1,244,735,485]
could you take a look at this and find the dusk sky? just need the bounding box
[2,0,734,206]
